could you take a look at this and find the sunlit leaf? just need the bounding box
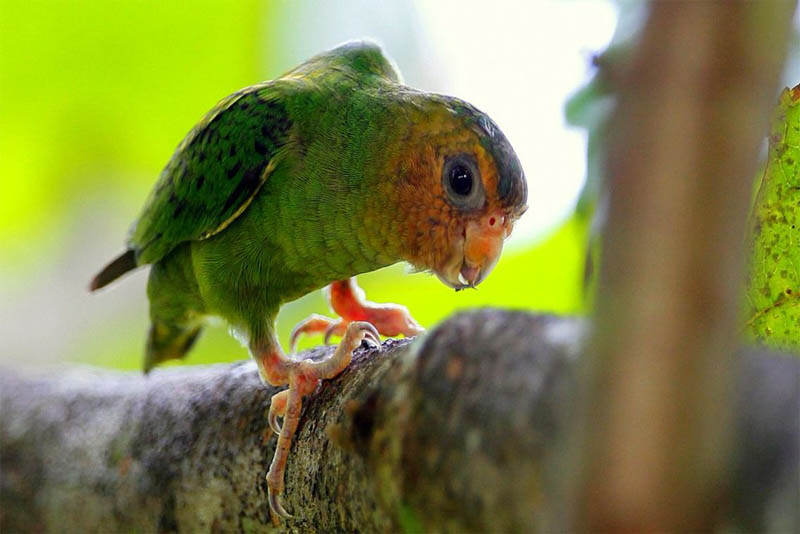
[745,85,800,350]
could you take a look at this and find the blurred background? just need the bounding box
[1,0,616,370]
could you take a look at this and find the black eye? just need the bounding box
[442,154,484,210]
[449,164,473,196]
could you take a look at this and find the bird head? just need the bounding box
[387,95,528,291]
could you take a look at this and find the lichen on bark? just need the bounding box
[1,310,797,532]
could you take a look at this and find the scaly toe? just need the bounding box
[405,316,425,337]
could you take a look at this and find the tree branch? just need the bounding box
[1,310,797,532]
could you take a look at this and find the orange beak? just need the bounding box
[459,211,510,287]
[435,210,512,290]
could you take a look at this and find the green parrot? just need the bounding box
[90,40,527,520]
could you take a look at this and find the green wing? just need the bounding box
[129,84,293,264]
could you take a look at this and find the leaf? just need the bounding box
[745,85,800,349]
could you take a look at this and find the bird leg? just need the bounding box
[290,277,423,352]
[255,320,381,521]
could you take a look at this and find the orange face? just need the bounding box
[387,102,528,290]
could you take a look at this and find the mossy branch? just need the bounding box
[1,310,797,532]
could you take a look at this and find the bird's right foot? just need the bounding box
[290,277,423,352]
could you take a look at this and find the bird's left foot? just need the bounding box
[262,320,381,521]
[290,277,424,352]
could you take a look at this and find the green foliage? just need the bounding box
[564,69,613,220]
[563,1,641,221]
[0,0,269,277]
[745,86,800,349]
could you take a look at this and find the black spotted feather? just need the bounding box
[130,86,293,265]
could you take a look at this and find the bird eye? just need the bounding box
[449,164,473,196]
[443,154,484,210]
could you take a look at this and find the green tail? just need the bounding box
[144,321,202,373]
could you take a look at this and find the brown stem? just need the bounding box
[578,2,797,532]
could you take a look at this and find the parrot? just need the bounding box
[89,40,527,520]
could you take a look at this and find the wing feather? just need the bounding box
[129,84,292,264]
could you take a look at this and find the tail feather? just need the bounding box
[89,249,137,291]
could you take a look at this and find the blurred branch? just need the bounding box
[579,2,797,532]
[1,311,798,533]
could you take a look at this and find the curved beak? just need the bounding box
[436,211,512,290]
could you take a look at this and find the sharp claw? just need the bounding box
[323,324,336,345]
[290,315,340,353]
[268,410,282,435]
[289,326,302,354]
[268,489,292,519]
[362,334,378,350]
[362,323,382,352]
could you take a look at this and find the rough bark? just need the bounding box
[1,310,798,533]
